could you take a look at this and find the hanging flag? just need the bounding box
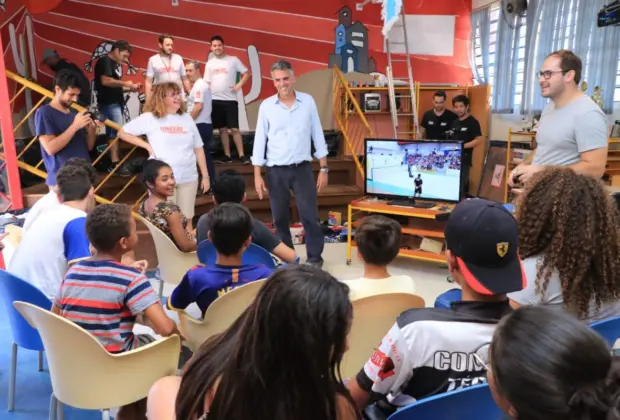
[381,0,403,37]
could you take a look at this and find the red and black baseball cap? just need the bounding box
[444,198,526,295]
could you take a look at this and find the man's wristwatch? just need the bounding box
[320,166,329,173]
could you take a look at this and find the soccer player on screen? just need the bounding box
[414,174,423,197]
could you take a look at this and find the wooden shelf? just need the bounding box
[352,219,445,239]
[350,241,446,263]
[509,131,536,136]
[347,111,392,115]
[347,199,449,265]
[343,86,411,91]
[350,198,454,219]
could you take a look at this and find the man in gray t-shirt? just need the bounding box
[509,50,608,186]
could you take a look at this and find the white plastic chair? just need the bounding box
[5,224,23,247]
[177,279,265,351]
[14,301,180,420]
[140,217,198,296]
[340,293,425,380]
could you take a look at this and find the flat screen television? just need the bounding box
[365,138,464,203]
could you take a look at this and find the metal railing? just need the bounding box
[4,70,147,210]
[332,67,374,180]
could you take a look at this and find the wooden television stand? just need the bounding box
[346,198,454,265]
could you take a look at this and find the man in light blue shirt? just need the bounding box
[251,60,329,266]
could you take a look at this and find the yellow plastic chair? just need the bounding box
[177,279,266,351]
[13,301,180,420]
[340,293,425,380]
[140,217,199,296]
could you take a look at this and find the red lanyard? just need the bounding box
[159,54,172,74]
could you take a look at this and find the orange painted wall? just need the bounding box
[1,0,472,105]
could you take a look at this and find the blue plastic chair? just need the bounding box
[0,270,51,411]
[590,315,620,348]
[388,383,503,420]
[197,241,277,269]
[434,288,462,309]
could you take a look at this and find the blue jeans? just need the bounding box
[99,103,123,138]
[197,123,216,182]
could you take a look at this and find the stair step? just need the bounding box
[195,184,363,223]
[22,160,363,223]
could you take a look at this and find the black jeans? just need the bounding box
[197,123,216,182]
[266,162,324,263]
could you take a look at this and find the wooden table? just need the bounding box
[347,198,454,265]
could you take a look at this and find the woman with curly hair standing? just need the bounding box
[509,167,620,322]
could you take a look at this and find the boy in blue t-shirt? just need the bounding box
[168,202,273,317]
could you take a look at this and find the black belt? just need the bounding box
[271,161,310,168]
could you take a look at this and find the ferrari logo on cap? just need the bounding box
[497,242,509,258]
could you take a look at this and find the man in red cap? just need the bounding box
[346,198,526,418]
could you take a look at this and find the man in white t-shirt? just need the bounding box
[22,157,97,233]
[10,164,94,299]
[145,34,191,103]
[205,35,251,165]
[343,215,415,301]
[186,60,215,185]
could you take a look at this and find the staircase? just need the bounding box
[5,68,370,265]
[21,157,362,224]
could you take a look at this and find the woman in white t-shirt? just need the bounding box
[119,82,210,229]
[508,167,620,322]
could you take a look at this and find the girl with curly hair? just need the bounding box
[508,167,620,321]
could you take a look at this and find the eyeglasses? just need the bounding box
[538,70,567,80]
[167,91,181,98]
[471,342,492,373]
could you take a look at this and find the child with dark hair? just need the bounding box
[53,204,180,419]
[139,159,197,252]
[10,163,95,299]
[344,215,415,300]
[487,306,620,420]
[195,169,298,263]
[23,158,97,233]
[168,202,273,317]
[510,167,620,321]
[53,203,179,350]
[148,265,359,420]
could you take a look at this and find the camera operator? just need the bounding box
[35,70,98,189]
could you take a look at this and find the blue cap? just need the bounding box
[444,198,526,295]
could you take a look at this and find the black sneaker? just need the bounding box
[240,155,251,165]
[215,155,232,164]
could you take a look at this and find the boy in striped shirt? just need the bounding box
[53,203,180,419]
[53,203,179,352]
